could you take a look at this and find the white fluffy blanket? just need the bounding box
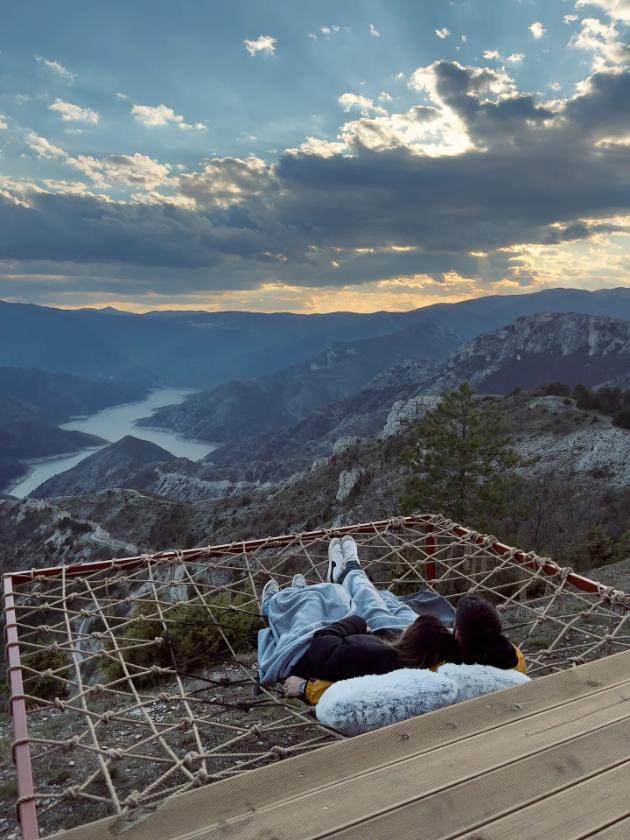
[315,663,530,735]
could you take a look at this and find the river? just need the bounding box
[8,387,215,498]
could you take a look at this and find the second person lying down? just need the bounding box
[258,536,526,706]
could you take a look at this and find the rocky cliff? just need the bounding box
[420,313,630,395]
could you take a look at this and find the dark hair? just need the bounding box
[454,594,517,669]
[389,615,459,669]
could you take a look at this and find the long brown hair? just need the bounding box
[389,615,459,669]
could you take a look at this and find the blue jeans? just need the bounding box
[257,571,417,685]
[343,570,418,632]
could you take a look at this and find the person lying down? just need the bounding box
[257,536,527,706]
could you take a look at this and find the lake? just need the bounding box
[8,387,215,498]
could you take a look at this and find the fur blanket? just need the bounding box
[315,663,530,735]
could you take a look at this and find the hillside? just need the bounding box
[147,312,630,459]
[4,391,629,575]
[420,313,630,394]
[0,367,146,424]
[30,436,178,498]
[0,396,105,489]
[140,324,454,441]
[0,369,148,492]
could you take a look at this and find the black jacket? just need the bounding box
[292,616,399,682]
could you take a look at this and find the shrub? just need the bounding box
[541,382,571,397]
[103,592,262,686]
[24,644,70,703]
[612,410,630,430]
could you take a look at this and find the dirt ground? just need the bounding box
[0,656,327,840]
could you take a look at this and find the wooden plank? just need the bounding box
[188,682,630,840]
[329,718,630,840]
[583,815,630,839]
[453,762,630,840]
[49,651,630,840]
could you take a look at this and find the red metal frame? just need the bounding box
[3,574,39,840]
[2,514,612,839]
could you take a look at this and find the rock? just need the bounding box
[336,468,364,502]
[381,397,439,438]
[332,436,360,454]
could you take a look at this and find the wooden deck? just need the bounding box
[52,650,630,840]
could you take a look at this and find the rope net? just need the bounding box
[5,514,630,838]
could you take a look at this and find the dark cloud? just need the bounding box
[1,64,629,300]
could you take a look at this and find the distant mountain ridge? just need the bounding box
[3,287,630,388]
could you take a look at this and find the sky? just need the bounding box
[0,0,629,313]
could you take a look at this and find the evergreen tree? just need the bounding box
[400,383,523,527]
[562,523,615,571]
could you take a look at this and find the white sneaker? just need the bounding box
[261,578,280,608]
[341,535,360,564]
[292,574,307,588]
[326,538,344,583]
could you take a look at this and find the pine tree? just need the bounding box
[400,383,523,527]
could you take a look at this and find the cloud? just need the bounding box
[68,153,171,190]
[338,93,387,116]
[569,17,630,71]
[49,99,100,124]
[244,35,276,56]
[131,103,204,130]
[378,91,393,102]
[576,0,630,22]
[0,116,7,130]
[2,62,630,308]
[26,132,66,159]
[435,28,451,39]
[174,155,275,209]
[34,56,75,81]
[483,50,525,63]
[529,22,547,39]
[563,14,579,24]
[369,23,380,37]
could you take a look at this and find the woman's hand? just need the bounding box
[283,675,305,698]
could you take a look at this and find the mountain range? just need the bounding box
[3,287,630,389]
[18,310,630,502]
[147,312,630,462]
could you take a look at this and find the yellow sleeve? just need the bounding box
[513,645,527,674]
[304,679,333,706]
